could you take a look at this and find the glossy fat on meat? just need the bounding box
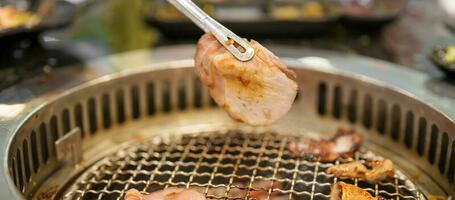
[330,182,380,200]
[195,33,298,126]
[288,136,338,161]
[331,128,364,158]
[288,128,364,162]
[125,188,206,200]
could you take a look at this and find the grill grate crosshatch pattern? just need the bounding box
[64,130,423,200]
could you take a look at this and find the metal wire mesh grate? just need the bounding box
[64,130,424,200]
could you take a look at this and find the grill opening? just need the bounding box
[438,132,449,173]
[404,111,414,148]
[162,80,171,113]
[448,143,455,182]
[50,115,59,144]
[417,118,427,156]
[131,85,141,119]
[11,158,17,188]
[102,93,112,129]
[22,141,31,184]
[332,86,342,119]
[62,109,70,135]
[317,82,327,115]
[16,149,23,191]
[75,104,84,137]
[147,82,156,115]
[362,94,373,128]
[30,131,39,173]
[194,78,203,108]
[347,90,357,123]
[428,125,439,164]
[116,90,126,124]
[376,100,387,134]
[40,123,49,164]
[88,98,98,134]
[391,105,401,141]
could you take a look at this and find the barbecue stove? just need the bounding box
[0,45,453,199]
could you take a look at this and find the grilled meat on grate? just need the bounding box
[125,188,206,200]
[327,159,395,183]
[330,182,383,200]
[288,128,364,162]
[327,161,368,179]
[364,159,395,183]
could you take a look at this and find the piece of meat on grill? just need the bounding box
[365,159,395,183]
[327,161,368,179]
[194,33,298,126]
[249,180,281,200]
[327,159,395,183]
[205,180,286,199]
[288,128,364,162]
[330,182,383,200]
[124,188,206,200]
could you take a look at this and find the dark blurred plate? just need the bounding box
[429,45,455,78]
[146,0,341,39]
[146,16,340,39]
[340,0,405,28]
[0,1,76,68]
[0,1,75,41]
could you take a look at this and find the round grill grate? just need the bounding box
[63,130,424,200]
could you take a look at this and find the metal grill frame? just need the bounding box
[0,46,454,200]
[64,130,423,200]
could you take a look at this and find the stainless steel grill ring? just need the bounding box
[0,46,453,199]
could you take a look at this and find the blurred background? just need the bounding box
[1,0,454,90]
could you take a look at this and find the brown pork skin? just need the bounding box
[330,182,379,200]
[194,33,298,126]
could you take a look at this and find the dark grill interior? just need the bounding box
[64,131,423,200]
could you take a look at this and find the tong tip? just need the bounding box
[223,38,255,61]
[234,46,255,61]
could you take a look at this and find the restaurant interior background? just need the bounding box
[1,0,454,91]
[2,1,455,200]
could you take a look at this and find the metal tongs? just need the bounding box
[167,0,255,61]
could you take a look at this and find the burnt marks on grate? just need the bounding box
[64,131,423,200]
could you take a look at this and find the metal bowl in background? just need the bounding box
[0,0,75,41]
